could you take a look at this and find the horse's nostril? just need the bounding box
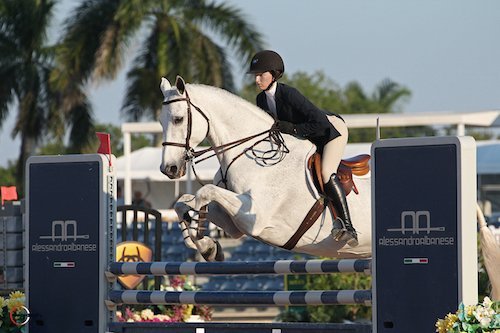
[169,165,178,175]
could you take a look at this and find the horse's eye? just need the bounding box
[173,116,183,125]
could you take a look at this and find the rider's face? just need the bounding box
[255,72,274,91]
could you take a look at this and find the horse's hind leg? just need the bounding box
[174,194,224,261]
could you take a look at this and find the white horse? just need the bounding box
[159,76,372,261]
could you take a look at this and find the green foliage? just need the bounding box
[276,307,310,322]
[465,129,496,141]
[442,126,500,140]
[349,125,437,143]
[239,79,261,103]
[0,163,16,187]
[83,123,126,156]
[0,0,95,191]
[281,73,412,116]
[34,123,126,157]
[306,273,371,323]
[282,71,344,113]
[277,271,371,323]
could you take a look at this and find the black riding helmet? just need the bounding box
[247,50,285,80]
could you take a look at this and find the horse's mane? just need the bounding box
[187,83,274,124]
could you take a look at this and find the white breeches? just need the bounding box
[322,115,348,183]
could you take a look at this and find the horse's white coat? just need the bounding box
[159,77,371,259]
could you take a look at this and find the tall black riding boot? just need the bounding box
[324,174,359,247]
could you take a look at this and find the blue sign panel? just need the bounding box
[26,156,109,333]
[372,137,477,333]
[374,143,458,332]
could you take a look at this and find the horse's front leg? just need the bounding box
[174,194,223,261]
[175,185,254,262]
[205,168,246,239]
[195,184,258,235]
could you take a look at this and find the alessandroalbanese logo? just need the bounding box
[32,220,97,252]
[379,210,455,246]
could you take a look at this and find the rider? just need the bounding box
[247,50,358,247]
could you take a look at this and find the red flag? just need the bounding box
[96,132,111,155]
[1,186,18,205]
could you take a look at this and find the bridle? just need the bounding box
[161,88,289,187]
[162,89,210,162]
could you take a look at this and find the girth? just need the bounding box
[281,153,370,251]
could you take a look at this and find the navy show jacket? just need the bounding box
[256,82,341,150]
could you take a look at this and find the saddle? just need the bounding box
[308,153,371,196]
[282,153,371,250]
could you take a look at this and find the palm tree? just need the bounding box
[0,0,93,191]
[342,79,435,141]
[342,82,372,115]
[342,78,411,114]
[371,78,411,114]
[58,0,264,124]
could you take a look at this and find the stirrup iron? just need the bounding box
[331,217,359,247]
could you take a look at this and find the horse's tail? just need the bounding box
[477,204,500,300]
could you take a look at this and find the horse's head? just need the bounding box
[159,76,210,179]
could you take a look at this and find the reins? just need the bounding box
[161,88,289,187]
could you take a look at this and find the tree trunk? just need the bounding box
[15,134,36,197]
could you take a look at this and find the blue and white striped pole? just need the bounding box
[108,259,371,277]
[108,290,372,306]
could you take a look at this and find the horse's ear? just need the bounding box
[160,77,171,97]
[175,75,186,95]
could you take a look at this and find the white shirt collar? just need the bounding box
[264,81,277,97]
[264,82,277,116]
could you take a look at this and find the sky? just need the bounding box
[1,0,500,167]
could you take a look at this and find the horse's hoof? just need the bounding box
[200,247,214,262]
[214,240,224,261]
[201,240,225,262]
[182,210,192,222]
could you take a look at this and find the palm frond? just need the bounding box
[65,98,95,152]
[183,1,264,62]
[60,0,265,124]
[373,78,411,112]
[58,0,122,82]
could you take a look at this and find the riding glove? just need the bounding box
[277,121,296,135]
